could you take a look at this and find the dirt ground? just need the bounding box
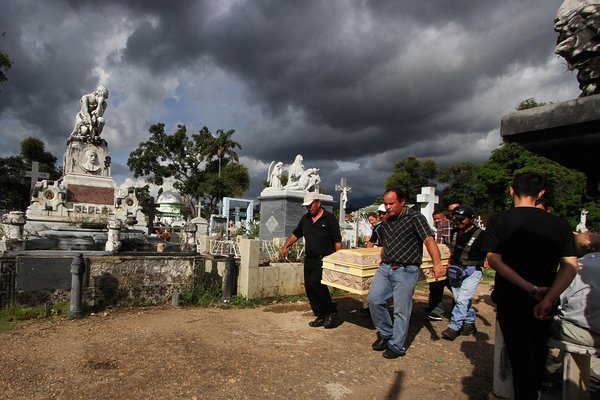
[0,283,538,399]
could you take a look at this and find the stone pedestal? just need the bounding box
[258,190,335,242]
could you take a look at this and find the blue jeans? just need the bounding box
[367,263,420,353]
[448,268,482,331]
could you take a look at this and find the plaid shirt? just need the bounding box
[380,207,434,266]
[434,219,452,245]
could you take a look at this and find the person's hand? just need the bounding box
[432,263,445,280]
[532,287,549,302]
[533,293,554,320]
[281,247,288,260]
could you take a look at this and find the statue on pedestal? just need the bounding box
[63,86,112,177]
[69,85,109,143]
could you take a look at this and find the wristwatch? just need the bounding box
[528,285,539,297]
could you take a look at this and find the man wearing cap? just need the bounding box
[368,188,444,359]
[282,192,343,329]
[441,205,486,340]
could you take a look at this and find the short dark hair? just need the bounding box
[432,209,445,216]
[383,188,407,201]
[367,211,379,218]
[512,172,545,198]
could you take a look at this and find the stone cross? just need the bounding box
[416,186,438,228]
[335,177,351,223]
[22,161,50,193]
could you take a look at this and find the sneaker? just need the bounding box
[382,347,406,359]
[428,312,443,321]
[372,335,390,351]
[323,313,341,329]
[461,323,477,336]
[308,317,325,327]
[441,327,461,341]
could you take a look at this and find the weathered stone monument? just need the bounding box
[258,154,334,242]
[502,0,600,194]
[24,86,146,247]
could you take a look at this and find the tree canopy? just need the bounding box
[384,143,596,230]
[0,49,12,87]
[0,137,61,212]
[384,156,439,200]
[127,123,249,216]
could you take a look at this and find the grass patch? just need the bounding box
[0,301,70,332]
[179,279,223,306]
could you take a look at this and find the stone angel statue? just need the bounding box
[266,161,284,190]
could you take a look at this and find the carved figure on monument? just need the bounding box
[69,85,109,142]
[266,161,284,190]
[555,0,600,96]
[287,154,305,185]
[284,168,321,192]
[81,148,102,174]
[576,208,589,233]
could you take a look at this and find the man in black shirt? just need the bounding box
[484,172,578,399]
[282,192,342,329]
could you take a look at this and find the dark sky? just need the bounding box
[0,0,579,203]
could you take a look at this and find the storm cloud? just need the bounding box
[0,0,579,203]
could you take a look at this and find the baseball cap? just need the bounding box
[302,191,320,206]
[377,204,386,213]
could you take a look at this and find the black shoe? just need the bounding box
[323,313,341,329]
[383,347,406,359]
[461,323,477,336]
[308,317,325,327]
[441,327,461,341]
[428,312,443,321]
[372,335,390,351]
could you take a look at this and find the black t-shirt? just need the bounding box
[483,207,577,305]
[293,209,342,257]
[449,226,486,266]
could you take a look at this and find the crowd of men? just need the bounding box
[281,172,598,399]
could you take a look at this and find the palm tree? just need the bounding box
[205,129,241,177]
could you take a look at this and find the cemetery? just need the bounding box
[1,1,600,399]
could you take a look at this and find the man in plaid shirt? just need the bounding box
[367,188,445,359]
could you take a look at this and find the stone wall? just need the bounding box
[85,255,204,307]
[1,238,307,308]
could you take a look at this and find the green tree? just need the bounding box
[0,50,12,87]
[438,162,481,208]
[384,156,439,201]
[477,142,586,227]
[0,137,60,212]
[128,124,207,205]
[199,162,250,213]
[128,123,249,215]
[203,129,241,177]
